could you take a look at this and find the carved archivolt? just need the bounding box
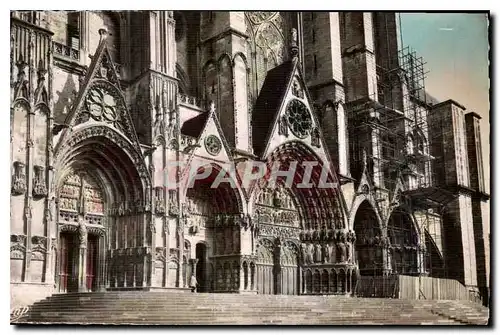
[55,126,151,199]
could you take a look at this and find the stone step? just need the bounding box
[21,292,489,325]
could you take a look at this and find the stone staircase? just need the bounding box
[15,292,489,325]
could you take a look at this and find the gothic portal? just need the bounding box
[10,11,490,308]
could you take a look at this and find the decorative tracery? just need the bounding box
[245,12,286,94]
[286,99,313,139]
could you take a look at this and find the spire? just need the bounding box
[289,28,299,61]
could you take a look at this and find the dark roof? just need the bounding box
[180,112,210,138]
[252,60,296,157]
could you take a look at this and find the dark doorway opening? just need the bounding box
[195,243,207,292]
[59,232,78,293]
[86,235,99,292]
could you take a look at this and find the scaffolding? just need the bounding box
[350,45,438,196]
[348,43,456,281]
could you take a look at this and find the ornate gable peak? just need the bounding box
[58,28,141,142]
[197,102,234,163]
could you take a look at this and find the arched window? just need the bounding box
[67,12,80,50]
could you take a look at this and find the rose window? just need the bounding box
[204,135,222,156]
[286,99,312,139]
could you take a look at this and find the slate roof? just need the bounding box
[252,60,296,157]
[180,112,210,138]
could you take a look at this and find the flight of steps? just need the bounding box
[16,292,489,325]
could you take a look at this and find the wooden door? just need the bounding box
[59,233,77,293]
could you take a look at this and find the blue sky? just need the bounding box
[400,13,490,190]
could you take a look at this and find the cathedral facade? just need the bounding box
[10,11,489,307]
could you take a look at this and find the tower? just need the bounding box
[302,12,350,179]
[430,100,477,289]
[465,111,490,303]
[198,11,252,154]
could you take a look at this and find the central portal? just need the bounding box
[254,186,301,295]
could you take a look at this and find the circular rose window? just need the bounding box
[286,99,312,139]
[204,135,222,156]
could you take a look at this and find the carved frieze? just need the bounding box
[258,224,300,240]
[11,161,26,196]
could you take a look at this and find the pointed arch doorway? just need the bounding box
[53,125,152,293]
[57,170,106,293]
[353,200,383,276]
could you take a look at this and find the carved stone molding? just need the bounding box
[32,165,47,197]
[311,127,321,148]
[87,225,106,237]
[31,235,47,261]
[155,247,166,262]
[59,223,78,233]
[14,54,29,100]
[11,161,26,196]
[10,234,26,259]
[168,189,179,216]
[154,186,166,215]
[291,77,304,99]
[278,115,289,137]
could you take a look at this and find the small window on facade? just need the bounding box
[313,55,317,75]
[67,12,80,50]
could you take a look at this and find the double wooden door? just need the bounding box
[58,232,99,292]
